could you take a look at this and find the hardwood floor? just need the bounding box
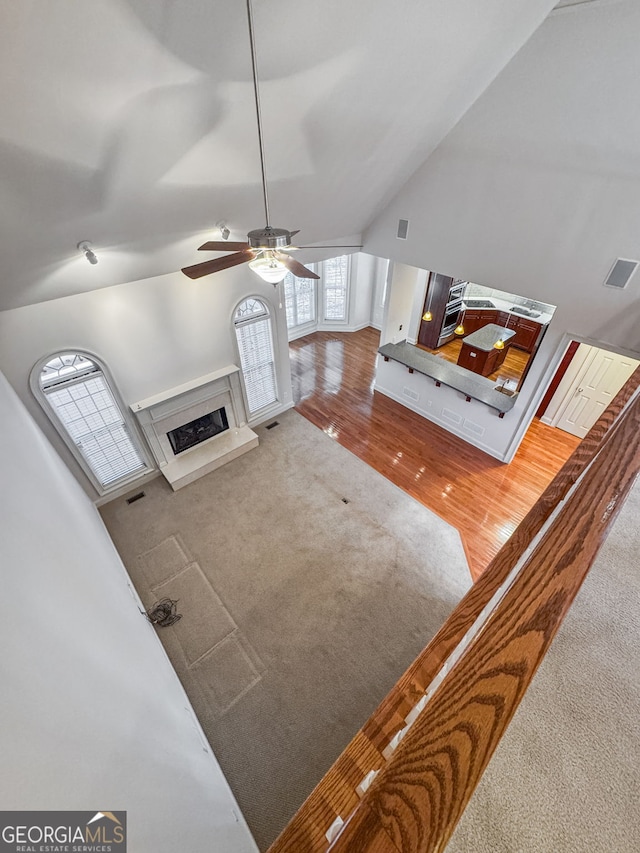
[289,327,581,581]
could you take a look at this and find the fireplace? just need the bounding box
[167,407,229,455]
[131,365,258,490]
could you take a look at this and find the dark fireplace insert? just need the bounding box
[167,407,229,455]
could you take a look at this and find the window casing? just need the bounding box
[234,298,278,416]
[322,255,350,322]
[31,352,151,494]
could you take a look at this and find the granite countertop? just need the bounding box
[463,298,554,325]
[378,341,518,415]
[461,323,516,351]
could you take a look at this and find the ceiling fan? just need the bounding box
[181,0,360,285]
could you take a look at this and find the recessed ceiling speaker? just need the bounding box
[397,218,410,240]
[603,258,638,289]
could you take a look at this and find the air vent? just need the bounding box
[397,219,410,240]
[265,421,279,429]
[604,258,638,289]
[402,386,419,401]
[126,491,145,504]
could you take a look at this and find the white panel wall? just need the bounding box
[0,266,293,497]
[0,371,257,853]
[364,0,640,453]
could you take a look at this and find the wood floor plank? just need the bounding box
[290,327,580,580]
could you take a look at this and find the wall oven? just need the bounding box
[438,299,464,346]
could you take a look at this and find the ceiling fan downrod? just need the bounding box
[246,0,271,230]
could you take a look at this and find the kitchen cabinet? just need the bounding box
[503,313,541,352]
[418,273,461,349]
[462,310,496,335]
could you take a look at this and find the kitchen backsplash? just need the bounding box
[463,282,555,315]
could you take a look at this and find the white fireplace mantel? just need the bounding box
[131,366,258,491]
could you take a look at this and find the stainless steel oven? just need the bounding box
[438,299,464,346]
[448,281,467,302]
[443,299,464,329]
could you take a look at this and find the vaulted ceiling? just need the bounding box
[0,0,558,310]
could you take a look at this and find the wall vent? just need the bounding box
[604,258,638,289]
[441,408,463,425]
[402,386,419,401]
[397,219,410,240]
[463,419,485,437]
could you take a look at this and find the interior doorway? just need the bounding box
[539,342,640,439]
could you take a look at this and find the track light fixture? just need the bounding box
[78,241,98,265]
[216,221,231,241]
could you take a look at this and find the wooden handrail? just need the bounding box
[328,384,640,852]
[266,368,640,853]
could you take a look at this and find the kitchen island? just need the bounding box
[457,323,516,377]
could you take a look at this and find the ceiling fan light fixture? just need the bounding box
[249,252,288,284]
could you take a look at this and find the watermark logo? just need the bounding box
[0,811,126,852]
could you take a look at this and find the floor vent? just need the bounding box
[126,491,146,504]
[265,421,280,430]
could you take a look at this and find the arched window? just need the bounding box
[31,352,151,494]
[234,298,278,416]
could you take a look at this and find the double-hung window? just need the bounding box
[322,255,350,322]
[234,298,278,415]
[283,271,316,330]
[32,352,149,493]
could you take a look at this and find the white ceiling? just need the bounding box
[0,0,557,310]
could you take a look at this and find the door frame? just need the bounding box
[541,337,640,429]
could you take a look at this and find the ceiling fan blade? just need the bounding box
[198,240,250,252]
[181,249,256,279]
[280,254,320,280]
[288,230,300,238]
[292,245,363,249]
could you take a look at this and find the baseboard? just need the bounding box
[94,469,161,506]
[250,400,295,428]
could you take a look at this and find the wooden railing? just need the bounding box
[266,368,640,853]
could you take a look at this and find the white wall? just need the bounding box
[381,263,428,346]
[370,257,390,330]
[0,265,293,498]
[0,371,257,853]
[364,0,640,455]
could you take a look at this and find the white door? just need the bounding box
[554,347,639,438]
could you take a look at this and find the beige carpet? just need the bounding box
[447,476,640,852]
[100,409,471,850]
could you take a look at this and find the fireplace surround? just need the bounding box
[131,365,258,490]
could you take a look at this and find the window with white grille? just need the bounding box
[234,298,278,415]
[283,271,316,329]
[33,352,149,493]
[322,255,350,322]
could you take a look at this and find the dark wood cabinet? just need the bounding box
[457,343,508,377]
[512,318,540,352]
[417,273,456,349]
[462,310,496,335]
